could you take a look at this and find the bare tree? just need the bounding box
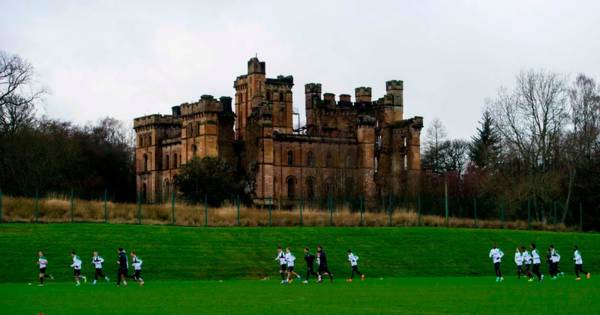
[444,139,470,176]
[0,51,45,134]
[423,118,448,173]
[489,69,569,222]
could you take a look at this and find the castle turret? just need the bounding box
[355,87,372,103]
[304,83,322,127]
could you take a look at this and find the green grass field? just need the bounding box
[0,224,598,314]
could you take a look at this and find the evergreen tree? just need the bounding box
[469,110,500,168]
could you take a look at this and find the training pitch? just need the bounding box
[0,224,598,314]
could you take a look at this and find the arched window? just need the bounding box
[307,151,314,167]
[192,144,197,157]
[325,152,333,168]
[287,176,296,199]
[287,150,294,166]
[279,93,284,102]
[143,154,148,172]
[165,155,170,170]
[306,177,315,200]
[173,153,178,168]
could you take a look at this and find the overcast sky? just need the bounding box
[2,0,599,139]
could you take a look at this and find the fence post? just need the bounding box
[444,178,449,227]
[204,194,208,227]
[103,189,108,224]
[236,195,240,226]
[69,188,75,223]
[387,195,393,226]
[527,198,531,230]
[579,203,583,232]
[171,191,176,225]
[417,195,422,226]
[268,197,272,227]
[500,203,505,228]
[299,198,304,227]
[328,195,333,226]
[360,196,364,226]
[0,189,3,224]
[473,198,478,228]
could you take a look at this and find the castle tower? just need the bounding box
[356,115,377,199]
[304,83,321,132]
[383,80,404,124]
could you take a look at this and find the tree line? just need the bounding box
[0,51,136,201]
[422,70,600,229]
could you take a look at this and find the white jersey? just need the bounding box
[38,256,48,269]
[275,252,287,265]
[132,256,143,270]
[574,250,583,265]
[522,251,532,265]
[532,249,541,264]
[348,253,359,266]
[92,256,104,269]
[71,255,82,270]
[551,250,560,263]
[285,253,296,267]
[514,252,523,266]
[489,248,504,263]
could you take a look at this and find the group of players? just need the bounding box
[275,245,365,284]
[489,243,591,282]
[35,248,144,287]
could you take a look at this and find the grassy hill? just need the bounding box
[0,224,598,283]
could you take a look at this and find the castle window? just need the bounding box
[165,155,170,170]
[141,183,147,203]
[279,93,284,102]
[187,123,192,137]
[164,179,170,202]
[404,155,408,170]
[325,152,333,168]
[173,153,178,168]
[307,151,315,167]
[306,177,315,200]
[143,154,148,172]
[324,178,334,196]
[287,150,294,166]
[287,176,296,199]
[266,91,271,101]
[345,155,353,168]
[192,144,197,157]
[403,136,407,147]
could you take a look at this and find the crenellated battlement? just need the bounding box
[133,114,181,129]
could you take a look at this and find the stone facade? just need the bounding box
[134,57,423,204]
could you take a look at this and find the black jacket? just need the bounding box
[119,252,128,269]
[304,253,315,267]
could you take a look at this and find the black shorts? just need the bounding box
[287,266,294,272]
[133,270,142,279]
[319,265,330,274]
[39,268,46,275]
[280,264,287,272]
[74,269,81,276]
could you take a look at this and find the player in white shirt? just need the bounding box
[521,246,533,281]
[130,251,145,286]
[36,251,53,286]
[514,247,524,279]
[70,251,87,286]
[91,251,110,285]
[548,245,561,279]
[346,249,365,282]
[489,243,504,282]
[285,248,301,283]
[573,245,591,281]
[530,243,544,281]
[275,246,288,284]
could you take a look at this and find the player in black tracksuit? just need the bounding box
[303,247,318,283]
[317,245,333,283]
[116,248,128,286]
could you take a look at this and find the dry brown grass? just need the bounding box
[0,196,575,231]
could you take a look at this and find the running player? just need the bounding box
[573,245,591,281]
[530,243,544,282]
[346,249,365,282]
[514,247,524,279]
[70,251,86,286]
[131,251,145,286]
[317,245,333,283]
[36,251,53,286]
[285,248,301,283]
[91,251,110,284]
[275,246,288,284]
[489,243,504,282]
[302,247,318,284]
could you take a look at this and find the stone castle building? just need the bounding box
[134,57,423,204]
